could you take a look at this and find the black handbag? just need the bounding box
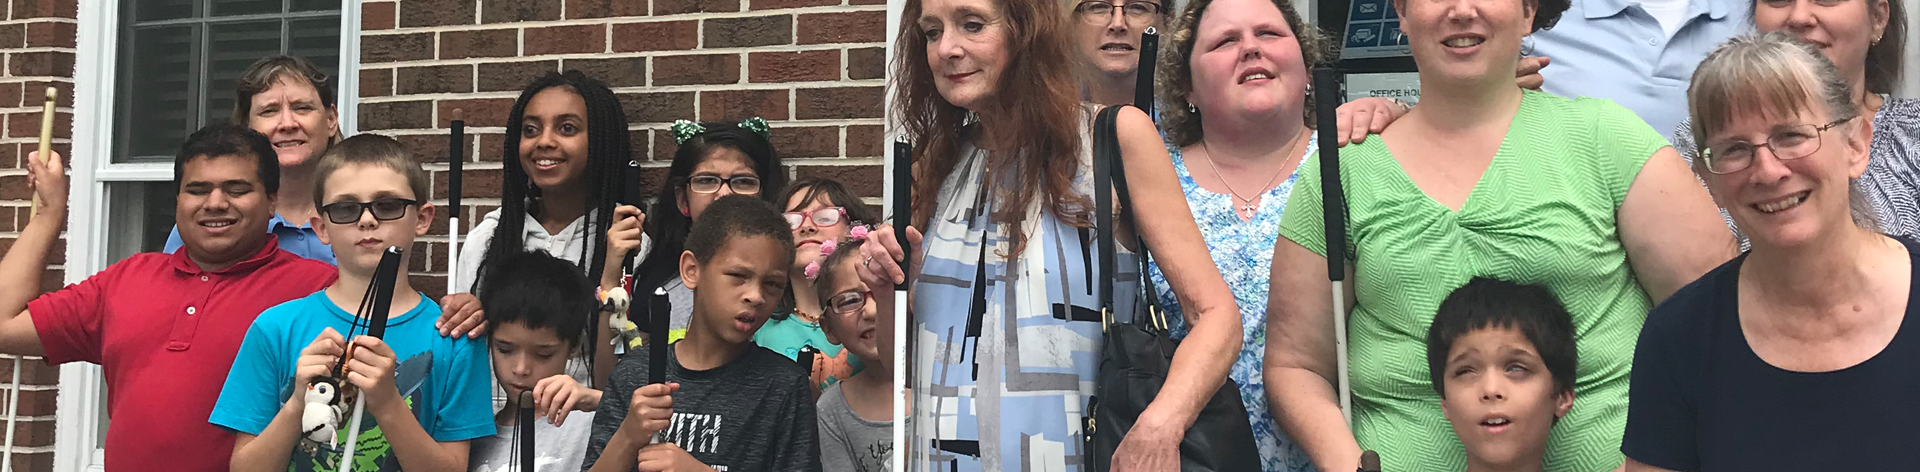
[1084,104,1262,471]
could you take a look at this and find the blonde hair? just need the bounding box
[1686,31,1880,232]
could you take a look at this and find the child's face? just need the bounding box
[518,86,591,192]
[490,321,574,399]
[1440,327,1574,471]
[680,235,792,346]
[819,256,880,362]
[314,163,433,272]
[677,149,758,220]
[787,191,852,273]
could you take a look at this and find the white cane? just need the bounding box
[446,110,465,296]
[1311,67,1354,424]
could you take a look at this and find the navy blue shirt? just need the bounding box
[1622,236,1920,471]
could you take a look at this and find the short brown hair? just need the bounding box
[232,55,337,125]
[310,134,430,208]
[1156,0,1330,147]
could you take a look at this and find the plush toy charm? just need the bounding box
[600,285,632,330]
[301,377,347,445]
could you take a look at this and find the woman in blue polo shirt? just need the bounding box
[162,55,340,264]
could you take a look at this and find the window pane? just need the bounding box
[205,21,283,121]
[133,0,196,22]
[117,25,198,163]
[288,18,341,85]
[291,0,338,13]
[209,0,280,17]
[104,182,179,265]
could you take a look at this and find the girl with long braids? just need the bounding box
[598,118,788,344]
[440,70,629,413]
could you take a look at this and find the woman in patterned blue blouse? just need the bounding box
[1147,0,1325,469]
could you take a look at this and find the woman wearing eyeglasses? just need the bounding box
[755,178,883,400]
[1670,0,1916,248]
[600,118,789,346]
[1072,0,1168,106]
[1621,32,1920,472]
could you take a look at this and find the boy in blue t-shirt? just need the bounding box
[213,134,494,471]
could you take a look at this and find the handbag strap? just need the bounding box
[1093,105,1168,332]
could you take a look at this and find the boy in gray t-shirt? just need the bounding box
[810,238,895,471]
[584,197,821,472]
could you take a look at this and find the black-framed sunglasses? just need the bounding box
[686,175,762,195]
[823,290,872,315]
[1700,117,1852,175]
[319,198,419,224]
[784,207,848,229]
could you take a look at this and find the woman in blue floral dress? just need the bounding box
[1145,0,1326,468]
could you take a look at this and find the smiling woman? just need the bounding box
[896,0,1248,469]
[161,55,344,265]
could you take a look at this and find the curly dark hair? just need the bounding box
[1155,0,1332,147]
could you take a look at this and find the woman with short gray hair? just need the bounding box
[1623,32,1920,471]
[1670,0,1917,247]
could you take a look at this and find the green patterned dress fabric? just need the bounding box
[1278,90,1667,472]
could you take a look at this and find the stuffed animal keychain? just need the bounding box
[301,377,349,445]
[295,247,403,470]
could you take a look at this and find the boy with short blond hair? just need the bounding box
[215,134,494,472]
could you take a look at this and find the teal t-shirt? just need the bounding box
[211,291,495,471]
[754,313,864,392]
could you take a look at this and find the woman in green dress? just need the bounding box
[1260,0,1739,469]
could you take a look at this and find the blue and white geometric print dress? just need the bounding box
[911,105,1143,472]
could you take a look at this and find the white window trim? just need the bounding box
[56,0,360,469]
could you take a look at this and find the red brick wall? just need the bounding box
[362,0,890,300]
[0,0,73,468]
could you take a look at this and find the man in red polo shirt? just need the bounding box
[0,124,337,471]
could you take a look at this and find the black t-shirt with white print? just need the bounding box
[584,343,822,472]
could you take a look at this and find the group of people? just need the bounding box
[895,0,1919,469]
[1,56,899,471]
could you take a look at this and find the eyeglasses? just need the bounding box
[1700,118,1852,174]
[1073,1,1164,26]
[784,207,848,230]
[686,175,762,195]
[823,290,872,315]
[319,198,419,225]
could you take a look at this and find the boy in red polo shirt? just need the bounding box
[0,124,336,472]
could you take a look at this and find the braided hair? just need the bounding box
[632,121,787,294]
[474,71,631,296]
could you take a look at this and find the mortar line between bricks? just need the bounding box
[0,18,77,26]
[0,47,74,54]
[366,6,886,35]
[376,121,882,137]
[365,46,883,68]
[358,82,883,102]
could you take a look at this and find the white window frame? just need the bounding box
[56,0,360,469]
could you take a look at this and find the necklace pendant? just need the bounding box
[1240,205,1257,217]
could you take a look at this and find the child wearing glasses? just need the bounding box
[602,118,788,346]
[215,134,495,471]
[756,178,883,399]
[809,235,895,472]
